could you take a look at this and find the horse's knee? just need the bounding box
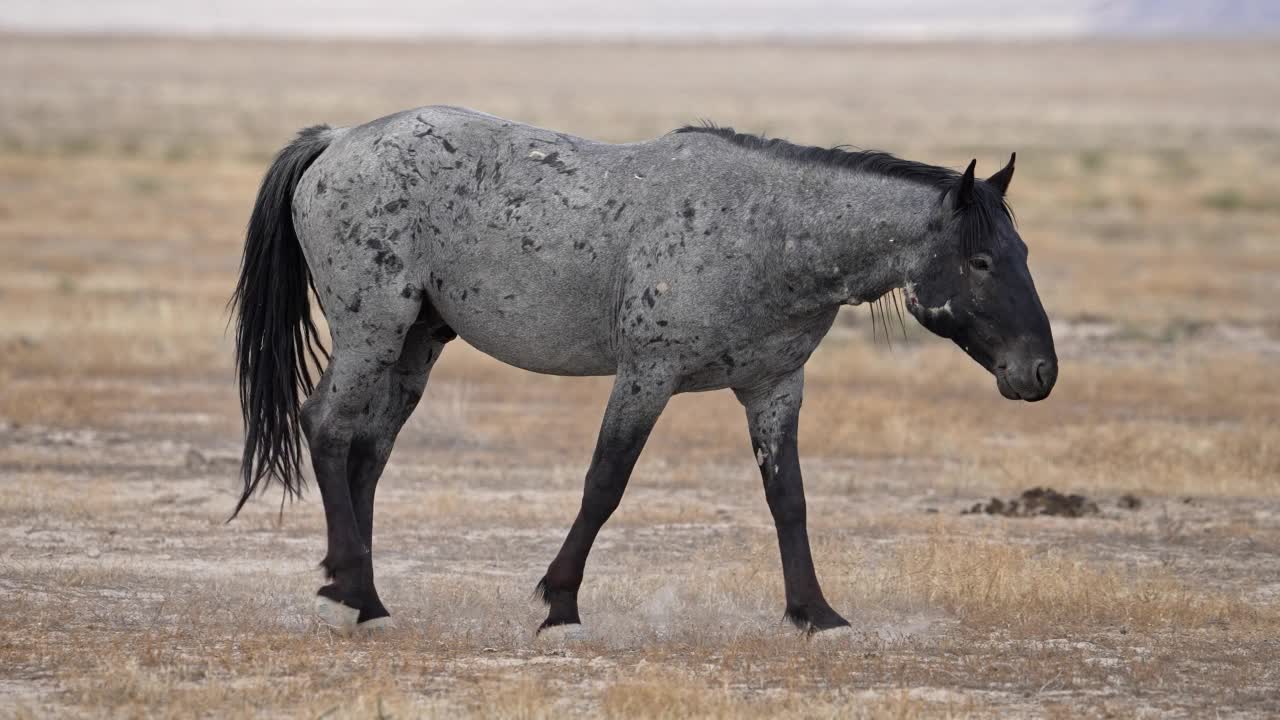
[765,488,807,527]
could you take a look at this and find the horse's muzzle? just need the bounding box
[996,355,1057,402]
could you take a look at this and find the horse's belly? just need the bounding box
[425,252,618,377]
[440,304,617,376]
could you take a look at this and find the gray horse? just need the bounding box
[231,106,1056,635]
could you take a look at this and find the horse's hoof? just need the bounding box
[537,623,586,643]
[314,595,359,635]
[811,625,856,642]
[357,616,394,633]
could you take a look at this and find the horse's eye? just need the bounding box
[968,255,993,273]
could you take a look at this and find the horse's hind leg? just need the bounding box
[299,290,429,633]
[346,307,454,628]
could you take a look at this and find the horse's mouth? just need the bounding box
[995,371,1023,400]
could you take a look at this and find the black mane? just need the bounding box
[675,122,1014,256]
[674,123,969,190]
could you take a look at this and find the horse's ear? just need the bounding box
[986,152,1016,196]
[949,159,977,211]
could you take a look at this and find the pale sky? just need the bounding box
[1,0,1275,38]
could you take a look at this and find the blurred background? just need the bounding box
[1,3,1278,717]
[6,0,1280,37]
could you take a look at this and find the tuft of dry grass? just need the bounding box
[880,537,1263,632]
[599,670,980,719]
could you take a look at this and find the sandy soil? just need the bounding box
[1,36,1278,718]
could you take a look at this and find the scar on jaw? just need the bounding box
[901,282,950,317]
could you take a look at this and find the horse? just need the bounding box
[230,105,1057,636]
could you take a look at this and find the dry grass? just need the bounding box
[2,35,1279,718]
[881,537,1261,631]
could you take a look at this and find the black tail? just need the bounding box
[229,125,335,518]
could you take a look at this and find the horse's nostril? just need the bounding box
[1033,359,1050,389]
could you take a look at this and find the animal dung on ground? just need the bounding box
[964,487,1101,518]
[1118,494,1142,510]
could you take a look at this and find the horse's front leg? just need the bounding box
[735,367,850,634]
[536,369,674,632]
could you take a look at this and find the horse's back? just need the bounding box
[296,106,664,376]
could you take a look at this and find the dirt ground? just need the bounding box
[1,36,1278,718]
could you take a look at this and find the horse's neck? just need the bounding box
[765,170,939,312]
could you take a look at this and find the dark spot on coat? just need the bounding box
[630,382,641,395]
[375,251,404,274]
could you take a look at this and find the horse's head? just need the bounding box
[904,154,1057,401]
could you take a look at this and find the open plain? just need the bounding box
[1,36,1278,717]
